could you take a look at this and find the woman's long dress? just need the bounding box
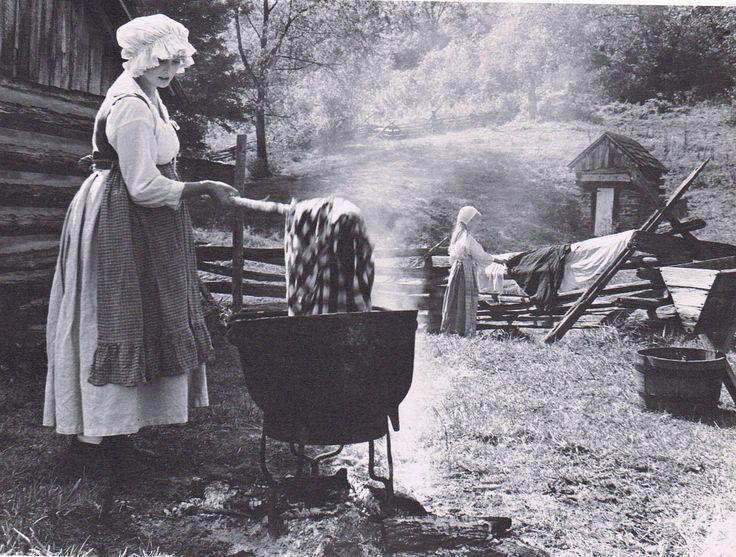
[440,232,494,337]
[43,71,208,437]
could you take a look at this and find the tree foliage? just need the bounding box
[136,2,736,159]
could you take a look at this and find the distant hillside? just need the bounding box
[231,102,736,252]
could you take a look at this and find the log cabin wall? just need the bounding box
[0,0,234,363]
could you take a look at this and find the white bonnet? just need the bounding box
[457,205,480,226]
[116,14,196,77]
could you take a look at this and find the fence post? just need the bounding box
[232,133,247,313]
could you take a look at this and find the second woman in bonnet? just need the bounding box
[43,14,238,462]
[440,206,500,337]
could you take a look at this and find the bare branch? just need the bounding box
[234,6,259,82]
[243,8,261,37]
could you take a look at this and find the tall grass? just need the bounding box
[414,329,736,556]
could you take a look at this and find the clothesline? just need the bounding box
[480,230,637,300]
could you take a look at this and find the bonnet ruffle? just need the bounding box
[117,14,196,77]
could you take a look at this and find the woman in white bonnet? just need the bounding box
[440,206,500,337]
[43,14,238,466]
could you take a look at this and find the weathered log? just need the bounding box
[0,99,91,140]
[375,247,449,258]
[202,279,285,299]
[0,150,86,176]
[382,515,538,556]
[656,219,706,235]
[0,269,54,306]
[0,251,58,272]
[634,231,736,260]
[0,206,66,235]
[0,183,77,208]
[195,245,285,265]
[616,295,669,310]
[197,261,285,283]
[0,169,80,188]
[0,234,59,255]
[0,74,100,113]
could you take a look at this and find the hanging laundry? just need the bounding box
[504,244,571,311]
[558,230,636,292]
[284,197,374,316]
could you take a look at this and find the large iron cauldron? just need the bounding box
[227,309,418,445]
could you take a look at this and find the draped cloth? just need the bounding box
[506,244,571,312]
[90,162,213,386]
[284,197,374,316]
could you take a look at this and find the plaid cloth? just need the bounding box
[89,160,213,387]
[284,197,374,316]
[440,258,478,336]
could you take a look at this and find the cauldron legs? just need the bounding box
[368,429,395,510]
[259,429,275,486]
[289,444,345,477]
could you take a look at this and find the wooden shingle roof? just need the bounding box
[569,131,667,175]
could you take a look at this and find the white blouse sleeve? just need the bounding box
[467,235,495,266]
[107,97,184,209]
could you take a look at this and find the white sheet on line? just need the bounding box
[558,229,635,292]
[480,230,635,294]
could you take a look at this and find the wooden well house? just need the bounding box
[569,132,667,236]
[0,0,231,360]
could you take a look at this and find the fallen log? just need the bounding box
[382,515,511,553]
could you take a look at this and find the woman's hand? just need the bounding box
[202,180,239,207]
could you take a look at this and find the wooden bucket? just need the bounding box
[634,347,726,417]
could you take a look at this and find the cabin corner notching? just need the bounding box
[570,132,667,236]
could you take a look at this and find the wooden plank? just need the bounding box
[0,182,77,207]
[375,247,448,258]
[59,0,71,89]
[15,0,31,79]
[27,0,42,81]
[0,233,58,254]
[660,268,720,290]
[87,25,103,95]
[202,279,285,299]
[0,75,99,114]
[544,160,710,343]
[663,255,736,272]
[0,234,59,273]
[0,0,18,73]
[198,261,284,283]
[0,267,54,287]
[578,172,631,183]
[656,219,706,235]
[37,0,52,85]
[232,133,247,312]
[0,125,89,156]
[196,244,285,265]
[0,206,66,235]
[0,126,89,174]
[0,169,80,188]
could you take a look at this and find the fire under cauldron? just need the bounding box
[227,309,418,503]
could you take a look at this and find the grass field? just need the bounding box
[3,326,736,556]
[3,103,736,556]
[232,102,736,253]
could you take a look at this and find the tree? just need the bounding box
[138,0,249,155]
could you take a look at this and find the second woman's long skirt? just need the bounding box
[440,260,478,337]
[43,171,209,437]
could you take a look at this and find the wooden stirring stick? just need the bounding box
[230,196,290,215]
